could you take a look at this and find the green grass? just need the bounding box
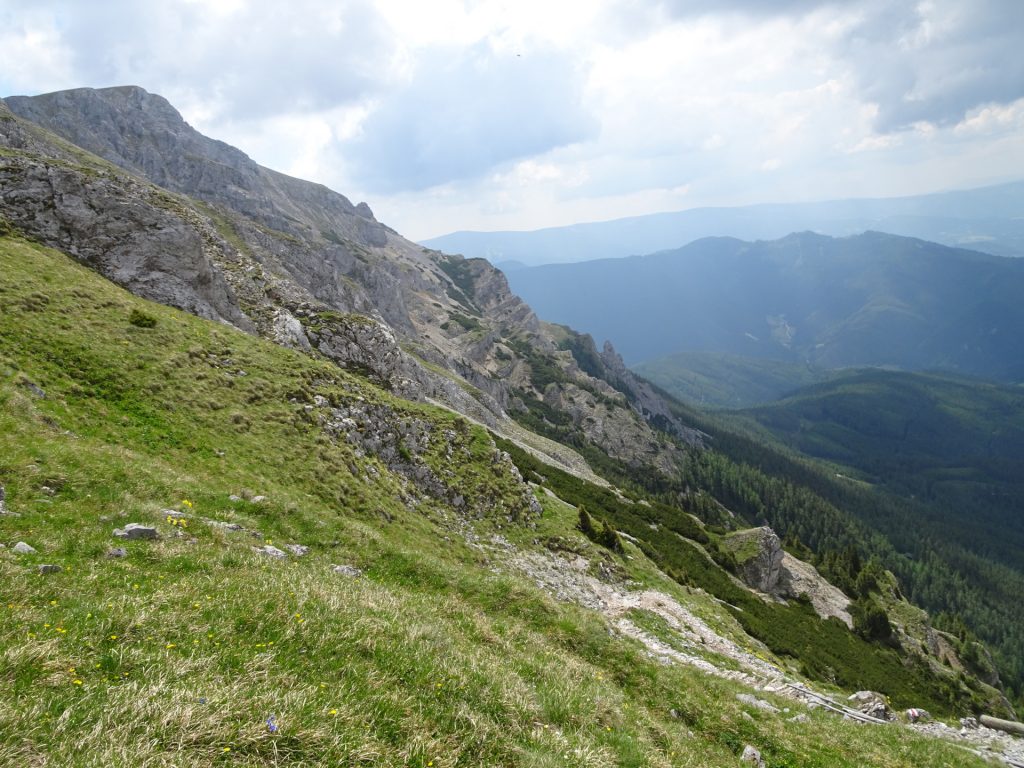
[0,234,994,766]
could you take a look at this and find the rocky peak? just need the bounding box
[5,85,388,248]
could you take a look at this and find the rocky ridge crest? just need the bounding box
[1,87,692,476]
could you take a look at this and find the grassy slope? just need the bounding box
[0,235,989,767]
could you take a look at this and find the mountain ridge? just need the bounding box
[422,180,1024,266]
[1,86,699,478]
[505,230,1024,380]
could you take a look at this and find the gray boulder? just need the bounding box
[113,523,159,540]
[740,745,765,767]
[736,693,780,714]
[285,544,309,557]
[906,707,931,723]
[37,564,62,574]
[848,691,892,721]
[12,541,37,554]
[723,527,785,593]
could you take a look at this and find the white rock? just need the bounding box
[332,564,363,577]
[737,693,780,714]
[12,541,37,554]
[741,745,765,767]
[253,545,288,559]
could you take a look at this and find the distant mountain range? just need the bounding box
[422,181,1024,267]
[505,231,1024,382]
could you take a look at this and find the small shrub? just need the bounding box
[129,308,157,328]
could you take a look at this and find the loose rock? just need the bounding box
[332,564,363,577]
[12,541,37,554]
[206,519,244,531]
[285,544,309,557]
[106,547,128,559]
[113,523,159,540]
[253,545,288,559]
[849,690,891,721]
[740,745,765,767]
[737,693,780,714]
[37,564,62,574]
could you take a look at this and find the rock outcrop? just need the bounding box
[723,526,852,626]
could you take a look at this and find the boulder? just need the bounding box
[740,745,765,767]
[285,544,309,557]
[723,527,784,593]
[37,564,62,574]
[12,541,37,554]
[113,523,159,540]
[849,691,892,721]
[106,547,128,559]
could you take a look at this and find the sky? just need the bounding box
[2,0,1023,240]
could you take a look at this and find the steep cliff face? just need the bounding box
[6,86,391,248]
[0,99,248,329]
[1,87,694,478]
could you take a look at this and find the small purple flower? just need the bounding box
[266,714,278,733]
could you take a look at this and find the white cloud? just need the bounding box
[2,0,1023,239]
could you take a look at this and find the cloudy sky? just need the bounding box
[2,0,1023,240]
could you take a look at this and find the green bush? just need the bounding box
[128,308,157,328]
